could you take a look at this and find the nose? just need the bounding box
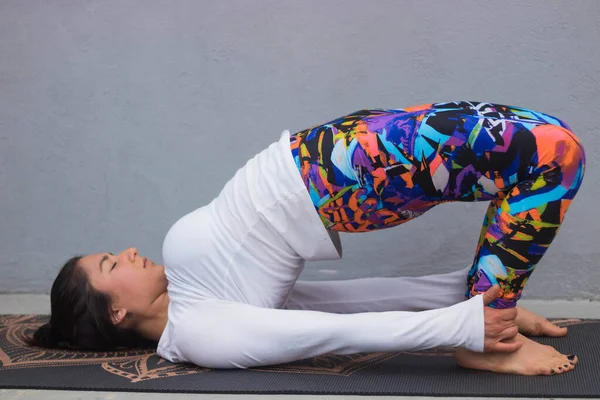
[119,247,138,263]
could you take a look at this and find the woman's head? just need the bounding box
[31,248,168,350]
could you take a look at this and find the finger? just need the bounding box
[482,285,501,306]
[492,340,523,353]
[491,319,517,336]
[499,325,519,341]
[486,322,514,339]
[500,308,519,321]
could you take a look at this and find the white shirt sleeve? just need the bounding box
[168,294,485,369]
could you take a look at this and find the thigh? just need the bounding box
[290,101,571,232]
[430,101,572,203]
[291,108,440,232]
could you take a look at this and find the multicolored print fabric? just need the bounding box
[290,101,585,307]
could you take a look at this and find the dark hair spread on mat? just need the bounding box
[29,256,153,351]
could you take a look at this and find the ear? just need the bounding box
[111,308,129,326]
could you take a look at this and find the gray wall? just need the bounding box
[1,0,599,298]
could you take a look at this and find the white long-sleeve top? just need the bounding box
[156,130,485,369]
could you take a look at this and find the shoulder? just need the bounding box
[165,300,259,368]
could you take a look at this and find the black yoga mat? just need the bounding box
[1,314,599,397]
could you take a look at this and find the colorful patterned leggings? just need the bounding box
[290,101,585,308]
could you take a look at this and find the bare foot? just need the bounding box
[516,306,567,337]
[456,333,578,375]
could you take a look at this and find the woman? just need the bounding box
[32,101,585,375]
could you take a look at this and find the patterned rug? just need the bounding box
[1,315,599,397]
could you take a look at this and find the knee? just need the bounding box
[531,124,586,183]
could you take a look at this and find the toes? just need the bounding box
[549,366,564,375]
[542,320,568,337]
[552,358,577,375]
[557,363,573,373]
[567,354,579,365]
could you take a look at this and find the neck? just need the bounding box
[135,290,170,342]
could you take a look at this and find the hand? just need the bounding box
[482,285,522,353]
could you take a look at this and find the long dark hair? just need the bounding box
[29,256,155,350]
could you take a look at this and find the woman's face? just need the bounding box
[78,248,168,322]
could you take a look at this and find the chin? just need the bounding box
[159,276,169,291]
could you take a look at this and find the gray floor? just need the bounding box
[1,294,599,400]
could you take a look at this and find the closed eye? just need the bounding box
[108,253,115,271]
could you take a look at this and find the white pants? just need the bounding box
[287,268,470,313]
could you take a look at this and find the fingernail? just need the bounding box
[568,355,576,361]
[570,362,575,366]
[551,368,555,374]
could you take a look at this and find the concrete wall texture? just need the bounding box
[1,0,599,298]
